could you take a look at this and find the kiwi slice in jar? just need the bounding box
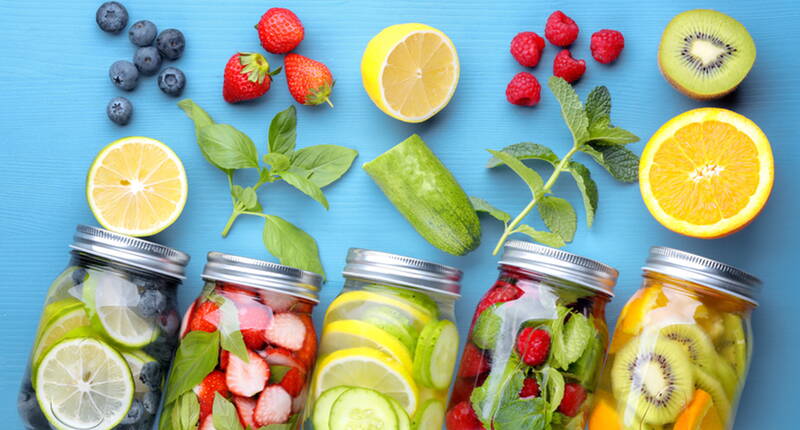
[715,313,748,379]
[656,324,717,371]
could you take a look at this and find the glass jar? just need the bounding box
[17,225,189,430]
[588,247,760,430]
[308,248,462,430]
[160,252,321,430]
[447,240,618,430]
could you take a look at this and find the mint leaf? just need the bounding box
[487,149,544,197]
[470,196,511,224]
[568,328,602,387]
[583,86,640,146]
[290,145,358,188]
[263,153,291,173]
[583,144,639,183]
[213,393,244,430]
[537,196,577,243]
[231,186,261,212]
[548,77,589,145]
[486,142,559,168]
[566,161,598,227]
[262,215,325,278]
[164,330,220,404]
[493,397,548,430]
[212,294,249,362]
[268,365,292,384]
[268,105,296,155]
[472,354,524,427]
[178,99,215,135]
[198,124,259,170]
[279,170,329,210]
[584,86,611,127]
[588,124,640,146]
[472,304,502,349]
[515,225,565,248]
[541,366,565,414]
[176,391,200,430]
[561,312,593,366]
[547,305,571,369]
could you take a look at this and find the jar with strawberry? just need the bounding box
[160,252,322,430]
[446,240,618,430]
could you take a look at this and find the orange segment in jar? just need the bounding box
[588,389,622,430]
[618,285,667,336]
[673,389,713,430]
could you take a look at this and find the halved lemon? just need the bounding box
[87,136,187,237]
[640,108,773,238]
[320,320,414,370]
[361,23,459,123]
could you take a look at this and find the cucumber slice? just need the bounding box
[329,387,399,430]
[364,284,440,320]
[413,399,445,430]
[313,386,352,430]
[413,320,459,390]
[385,394,411,430]
[364,306,419,353]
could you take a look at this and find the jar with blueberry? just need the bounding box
[17,224,189,430]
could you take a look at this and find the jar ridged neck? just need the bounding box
[342,248,462,297]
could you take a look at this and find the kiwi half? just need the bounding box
[611,338,694,425]
[657,324,716,371]
[658,9,755,99]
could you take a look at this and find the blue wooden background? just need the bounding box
[1,0,798,427]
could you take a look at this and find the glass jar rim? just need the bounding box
[342,248,462,297]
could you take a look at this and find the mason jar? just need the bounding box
[446,240,618,430]
[160,252,322,430]
[17,225,189,430]
[588,247,760,430]
[308,248,462,430]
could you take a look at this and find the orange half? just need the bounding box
[640,108,773,238]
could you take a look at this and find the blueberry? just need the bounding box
[142,337,176,366]
[137,289,166,318]
[133,46,162,76]
[128,20,157,46]
[96,1,128,33]
[121,398,144,424]
[142,390,160,415]
[109,60,138,91]
[107,97,133,126]
[71,267,87,284]
[18,380,50,428]
[155,29,185,60]
[139,361,162,390]
[157,67,185,96]
[158,309,180,336]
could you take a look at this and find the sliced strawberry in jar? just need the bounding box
[291,386,308,413]
[262,347,304,371]
[458,343,491,378]
[199,415,217,430]
[233,396,258,429]
[219,350,229,370]
[264,312,306,351]
[255,385,292,426]
[259,290,297,313]
[227,349,269,397]
[180,299,197,339]
[279,367,305,397]
[220,283,261,304]
[294,313,317,368]
[189,301,221,333]
[237,304,273,350]
[193,370,229,422]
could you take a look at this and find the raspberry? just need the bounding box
[545,11,579,47]
[519,377,540,398]
[510,32,545,67]
[474,282,523,327]
[445,401,485,430]
[505,72,541,106]
[515,327,551,366]
[458,343,491,378]
[591,29,625,64]
[553,50,586,83]
[558,383,587,417]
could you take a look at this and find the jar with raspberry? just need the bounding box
[446,240,618,430]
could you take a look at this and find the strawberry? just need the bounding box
[188,301,220,334]
[516,327,551,366]
[291,387,307,413]
[220,284,261,306]
[279,367,305,397]
[445,401,485,430]
[255,385,292,426]
[223,52,281,103]
[264,313,307,351]
[458,343,490,378]
[227,349,269,397]
[219,350,229,370]
[256,8,304,54]
[237,305,272,350]
[284,53,334,107]
[519,377,540,398]
[179,299,197,338]
[193,371,229,422]
[262,347,304,371]
[233,396,258,429]
[199,415,217,430]
[294,313,317,368]
[558,383,587,417]
[259,290,298,313]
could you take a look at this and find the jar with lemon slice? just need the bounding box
[311,248,462,430]
[17,225,189,430]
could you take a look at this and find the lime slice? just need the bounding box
[31,306,90,369]
[320,320,414,371]
[325,290,433,330]
[122,351,158,393]
[36,337,134,430]
[84,273,158,347]
[314,347,418,415]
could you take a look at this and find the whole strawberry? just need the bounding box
[256,8,304,54]
[284,53,334,107]
[223,52,281,103]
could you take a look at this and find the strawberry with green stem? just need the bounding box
[223,52,281,103]
[284,53,334,107]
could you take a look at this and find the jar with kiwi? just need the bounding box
[588,247,760,430]
[446,240,618,430]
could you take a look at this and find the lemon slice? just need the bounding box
[83,273,158,348]
[320,320,414,370]
[362,23,459,123]
[87,136,188,237]
[325,290,433,329]
[31,306,90,369]
[314,347,418,415]
[36,337,134,430]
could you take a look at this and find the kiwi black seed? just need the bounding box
[658,9,756,100]
[657,324,716,370]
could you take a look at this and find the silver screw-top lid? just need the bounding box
[342,248,462,297]
[499,240,618,296]
[202,252,322,302]
[644,246,761,305]
[70,224,190,279]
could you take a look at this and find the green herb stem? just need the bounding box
[221,210,241,237]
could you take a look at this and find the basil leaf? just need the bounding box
[231,186,261,212]
[198,124,259,170]
[537,196,577,243]
[470,196,511,224]
[567,161,598,227]
[279,170,329,209]
[290,145,358,188]
[548,76,589,145]
[263,152,291,173]
[159,401,175,430]
[164,330,220,404]
[268,105,297,155]
[493,397,548,430]
[486,142,559,168]
[583,144,639,183]
[487,149,544,198]
[177,391,200,429]
[211,294,249,362]
[256,413,300,430]
[262,215,325,278]
[268,365,292,384]
[178,99,215,135]
[584,86,611,128]
[213,393,244,430]
[515,225,566,248]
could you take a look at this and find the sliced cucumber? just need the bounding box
[385,394,411,430]
[313,386,352,430]
[365,284,440,320]
[413,320,459,389]
[364,306,419,353]
[329,387,399,430]
[413,399,445,430]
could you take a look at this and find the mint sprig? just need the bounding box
[480,77,640,254]
[179,101,357,277]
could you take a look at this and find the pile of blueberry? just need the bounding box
[96,1,187,125]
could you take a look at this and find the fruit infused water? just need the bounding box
[18,225,190,430]
[447,240,618,430]
[160,252,321,430]
[589,247,760,430]
[310,248,462,430]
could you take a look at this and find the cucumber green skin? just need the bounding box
[329,387,399,430]
[385,394,412,430]
[413,399,445,430]
[363,134,481,256]
[413,320,459,390]
[313,386,353,430]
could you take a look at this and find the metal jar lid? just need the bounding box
[70,224,190,279]
[643,246,761,305]
[202,252,322,302]
[499,240,618,296]
[342,248,462,297]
